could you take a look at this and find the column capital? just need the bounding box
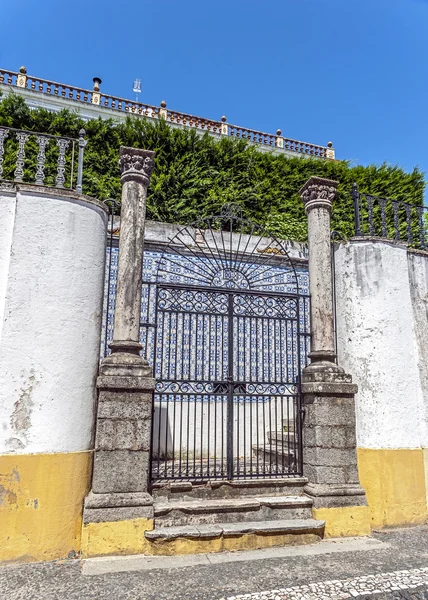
[299,176,338,213]
[119,147,155,186]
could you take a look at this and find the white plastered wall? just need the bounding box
[334,239,428,450]
[0,188,107,455]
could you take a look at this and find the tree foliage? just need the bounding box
[0,92,425,240]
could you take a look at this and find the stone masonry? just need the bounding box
[84,147,156,524]
[299,177,367,513]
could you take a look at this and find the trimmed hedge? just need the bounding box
[0,92,424,240]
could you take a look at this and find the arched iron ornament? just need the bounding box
[150,204,307,483]
[155,203,302,295]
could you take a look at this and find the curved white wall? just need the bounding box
[334,239,428,450]
[0,187,107,454]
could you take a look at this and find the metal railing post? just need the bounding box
[76,128,87,194]
[352,182,362,236]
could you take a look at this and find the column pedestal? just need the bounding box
[301,371,370,537]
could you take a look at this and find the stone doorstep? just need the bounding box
[144,519,325,541]
[267,431,296,443]
[154,495,313,517]
[252,445,295,456]
[152,477,308,500]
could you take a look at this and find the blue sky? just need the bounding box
[1,0,427,189]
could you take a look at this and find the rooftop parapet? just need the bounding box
[0,66,335,160]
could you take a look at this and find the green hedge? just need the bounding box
[0,92,425,241]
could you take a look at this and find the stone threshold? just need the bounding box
[145,519,324,540]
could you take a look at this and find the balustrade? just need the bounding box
[0,67,334,159]
[0,125,86,192]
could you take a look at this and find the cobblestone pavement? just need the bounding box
[0,526,428,600]
[218,567,428,599]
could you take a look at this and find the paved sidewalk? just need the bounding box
[0,526,427,600]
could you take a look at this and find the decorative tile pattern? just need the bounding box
[101,247,310,372]
[218,567,428,600]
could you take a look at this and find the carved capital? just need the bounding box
[119,147,155,186]
[299,176,338,213]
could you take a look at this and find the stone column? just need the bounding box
[84,147,156,527]
[299,177,369,537]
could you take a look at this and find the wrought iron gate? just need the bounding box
[149,205,309,482]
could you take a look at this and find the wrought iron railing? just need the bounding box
[0,67,335,160]
[0,125,86,192]
[352,183,428,249]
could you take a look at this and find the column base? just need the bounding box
[83,491,154,523]
[302,367,370,537]
[83,351,155,556]
[304,483,367,508]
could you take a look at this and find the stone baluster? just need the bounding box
[299,177,369,538]
[14,131,30,182]
[35,135,49,185]
[83,147,156,533]
[0,128,9,179]
[55,138,70,188]
[76,129,87,194]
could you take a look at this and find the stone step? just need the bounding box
[154,495,313,527]
[145,518,325,549]
[252,445,296,469]
[267,430,296,443]
[152,476,308,501]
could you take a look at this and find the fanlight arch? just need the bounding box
[155,203,301,294]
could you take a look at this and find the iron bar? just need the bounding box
[352,183,362,236]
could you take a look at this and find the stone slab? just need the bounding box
[154,498,261,516]
[83,505,154,524]
[255,496,313,508]
[220,519,325,537]
[145,519,325,541]
[97,374,155,390]
[91,450,149,494]
[85,491,153,508]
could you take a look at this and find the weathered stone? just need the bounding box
[98,393,153,419]
[304,447,358,467]
[111,148,155,346]
[152,495,314,527]
[91,449,149,494]
[299,176,368,515]
[304,464,348,485]
[85,490,153,508]
[220,519,325,537]
[95,418,151,451]
[304,425,356,448]
[84,147,156,526]
[144,519,325,540]
[304,398,357,426]
[302,381,358,396]
[304,483,367,509]
[83,505,154,524]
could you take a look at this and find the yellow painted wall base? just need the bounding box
[148,532,321,556]
[81,518,154,557]
[81,517,321,558]
[357,448,428,529]
[312,506,371,538]
[424,448,428,510]
[0,451,92,562]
